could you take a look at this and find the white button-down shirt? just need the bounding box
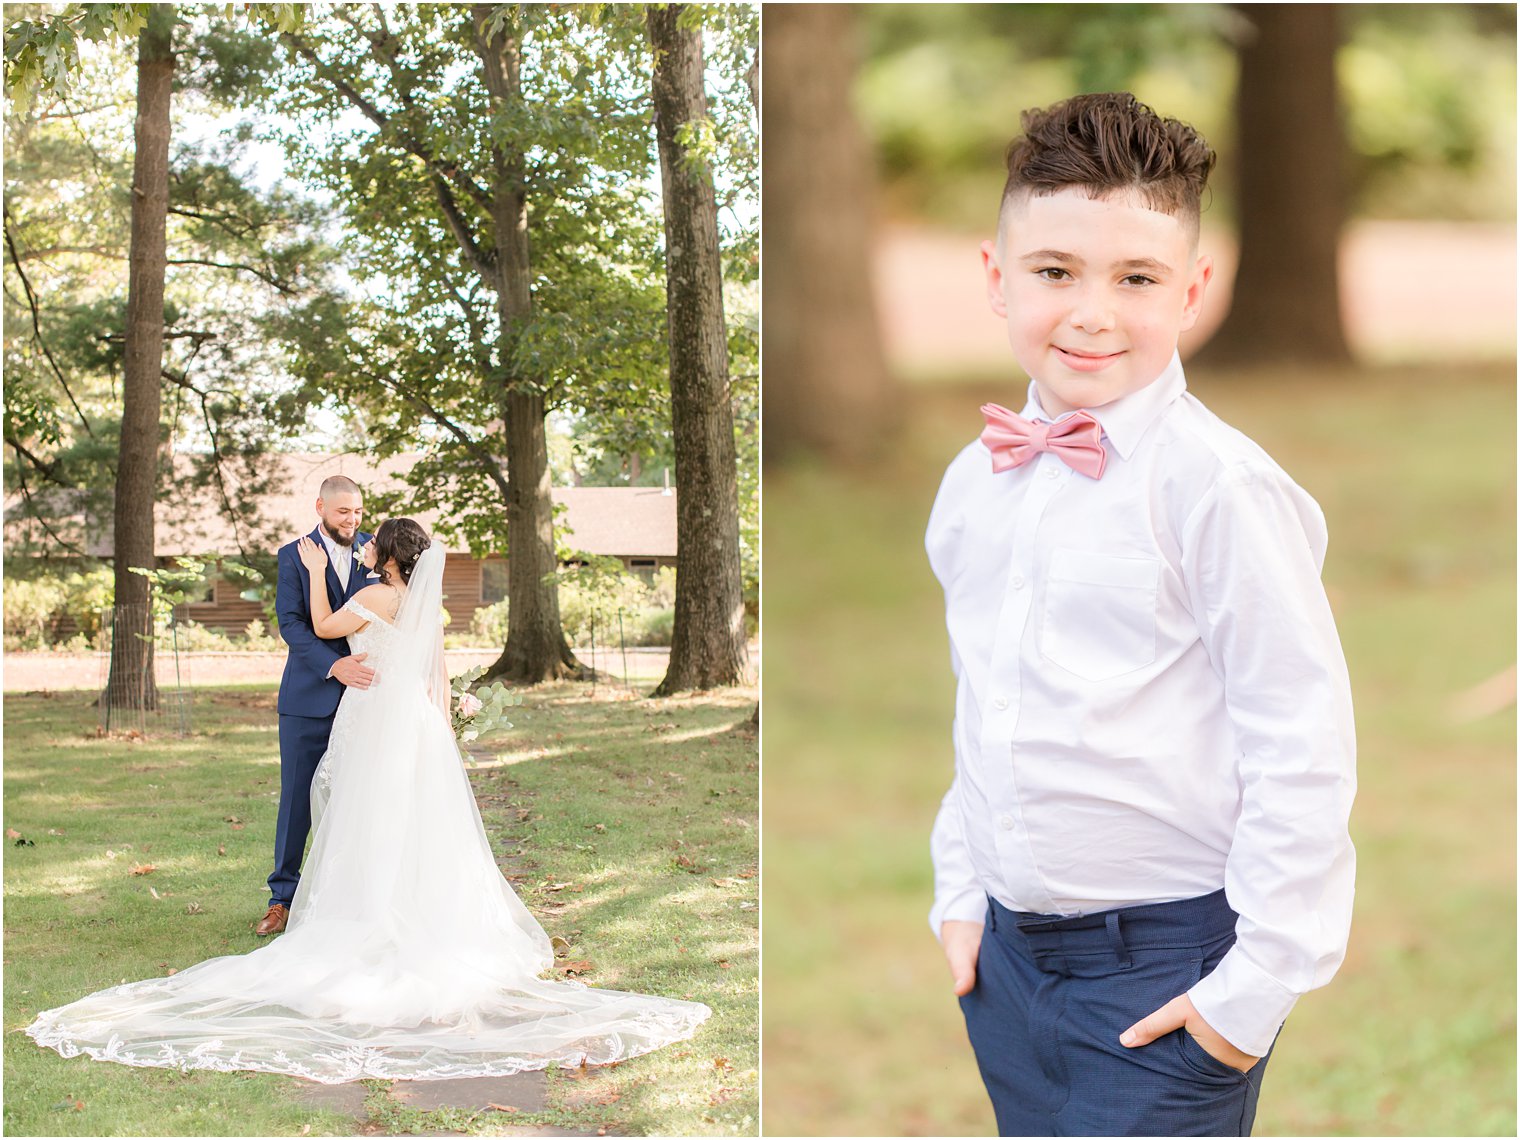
[925,353,1356,1057]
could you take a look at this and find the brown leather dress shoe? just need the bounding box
[254,903,289,936]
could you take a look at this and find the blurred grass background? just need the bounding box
[762,362,1515,1135]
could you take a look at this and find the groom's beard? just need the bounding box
[320,522,357,548]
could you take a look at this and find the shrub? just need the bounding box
[3,577,68,649]
[558,569,656,647]
[648,566,676,610]
[164,620,238,652]
[468,599,510,646]
[58,567,115,639]
[240,619,284,652]
[630,607,675,647]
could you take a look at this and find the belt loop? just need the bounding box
[1105,910,1131,968]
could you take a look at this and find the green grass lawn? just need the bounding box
[761,361,1516,1136]
[4,681,758,1137]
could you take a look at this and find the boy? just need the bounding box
[925,92,1355,1136]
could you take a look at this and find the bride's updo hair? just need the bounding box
[371,518,431,586]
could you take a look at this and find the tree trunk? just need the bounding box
[472,5,585,683]
[647,4,748,695]
[760,4,897,464]
[1199,4,1352,366]
[105,5,174,712]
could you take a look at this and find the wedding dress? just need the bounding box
[26,545,710,1083]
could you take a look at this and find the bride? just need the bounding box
[26,519,710,1083]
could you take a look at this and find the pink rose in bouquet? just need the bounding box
[458,692,484,718]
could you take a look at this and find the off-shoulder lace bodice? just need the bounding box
[340,596,401,667]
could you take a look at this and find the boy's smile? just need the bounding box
[983,188,1213,417]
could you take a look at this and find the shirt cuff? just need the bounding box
[929,886,989,939]
[1187,945,1299,1057]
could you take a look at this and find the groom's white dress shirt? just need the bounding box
[924,353,1356,1058]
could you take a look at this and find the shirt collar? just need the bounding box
[1019,351,1188,462]
[319,529,351,560]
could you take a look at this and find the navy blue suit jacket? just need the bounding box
[276,526,375,718]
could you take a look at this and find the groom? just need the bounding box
[256,475,377,936]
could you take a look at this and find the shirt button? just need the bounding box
[993,696,1008,710]
[1044,466,1060,479]
[999,814,1015,831]
[1011,576,1025,590]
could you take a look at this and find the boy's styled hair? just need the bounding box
[999,92,1216,241]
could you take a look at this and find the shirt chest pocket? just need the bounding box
[1039,549,1160,681]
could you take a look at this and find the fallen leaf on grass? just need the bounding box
[550,935,572,956]
[713,1056,733,1072]
[487,1103,519,1113]
[217,845,226,857]
[130,864,156,875]
[49,1099,84,1112]
[717,960,733,969]
[709,1088,736,1106]
[5,828,20,839]
[556,959,594,976]
[148,887,161,900]
[159,964,178,976]
[593,1091,620,1106]
[299,1126,311,1136]
[186,902,202,915]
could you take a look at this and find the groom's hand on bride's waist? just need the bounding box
[329,653,376,689]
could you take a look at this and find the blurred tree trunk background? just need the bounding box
[1202,3,1352,365]
[761,4,898,466]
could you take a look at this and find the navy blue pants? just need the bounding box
[268,713,333,907]
[960,891,1276,1136]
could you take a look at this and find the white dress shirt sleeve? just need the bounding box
[925,451,991,937]
[1179,464,1357,1057]
[928,716,991,938]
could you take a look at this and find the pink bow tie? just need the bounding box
[979,404,1108,479]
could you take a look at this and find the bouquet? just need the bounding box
[450,665,523,746]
